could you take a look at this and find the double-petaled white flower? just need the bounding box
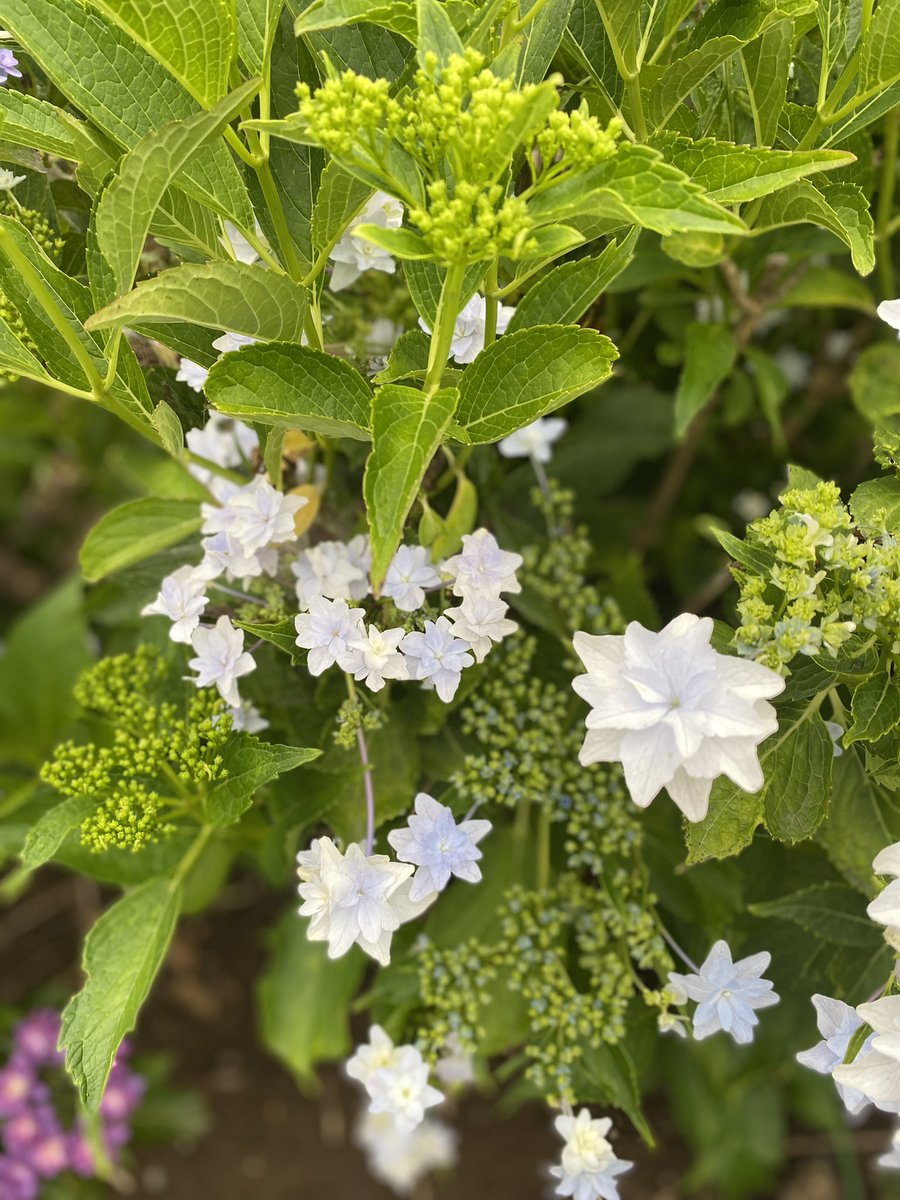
[330,191,404,291]
[796,994,872,1114]
[867,842,900,951]
[0,168,25,190]
[382,545,443,612]
[550,1109,631,1200]
[296,837,413,965]
[356,1109,457,1195]
[294,596,366,675]
[199,476,304,581]
[833,995,900,1113]
[572,613,784,821]
[187,615,256,707]
[444,593,517,662]
[442,529,522,600]
[292,536,370,608]
[402,617,474,703]
[347,624,409,692]
[668,939,779,1044]
[498,417,567,463]
[388,792,491,902]
[347,1025,443,1134]
[141,565,208,644]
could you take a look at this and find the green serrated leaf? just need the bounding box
[673,323,737,437]
[238,0,286,73]
[849,343,900,424]
[819,747,900,892]
[752,180,875,275]
[311,160,372,253]
[235,617,303,660]
[416,0,463,67]
[88,0,236,107]
[206,737,321,826]
[373,329,431,384]
[79,498,203,582]
[61,879,181,1108]
[455,325,617,444]
[763,710,833,842]
[713,528,776,574]
[508,230,638,332]
[365,383,459,587]
[86,262,308,343]
[295,0,417,40]
[207,343,373,438]
[846,672,900,746]
[739,17,792,146]
[151,401,186,458]
[21,796,99,870]
[849,476,900,536]
[749,882,882,948]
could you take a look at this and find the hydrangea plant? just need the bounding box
[1,0,900,1195]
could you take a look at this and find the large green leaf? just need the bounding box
[61,879,181,1108]
[849,343,900,424]
[206,343,373,438]
[79,498,203,582]
[416,0,463,66]
[454,325,618,443]
[819,748,900,893]
[858,0,900,96]
[739,18,792,146]
[846,672,900,746]
[0,90,110,166]
[88,0,236,107]
[651,135,855,203]
[364,384,459,587]
[849,476,900,536]
[238,0,286,72]
[507,230,638,332]
[258,911,366,1089]
[86,263,309,343]
[93,80,261,304]
[752,181,875,275]
[295,0,417,40]
[311,160,372,252]
[0,0,252,228]
[673,322,737,437]
[21,796,100,870]
[206,737,321,826]
[750,883,882,949]
[528,145,746,237]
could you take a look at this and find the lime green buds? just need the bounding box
[295,70,400,155]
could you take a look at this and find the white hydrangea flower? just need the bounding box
[388,792,492,902]
[879,1128,900,1170]
[347,1025,401,1087]
[356,1110,457,1195]
[382,545,442,612]
[572,613,785,822]
[668,939,779,1044]
[292,537,371,608]
[419,294,516,364]
[188,615,256,707]
[442,529,523,600]
[176,358,209,393]
[833,996,900,1114]
[186,411,259,475]
[347,624,409,692]
[0,168,25,190]
[198,528,279,581]
[878,299,900,338]
[550,1108,632,1200]
[498,417,567,463]
[796,994,872,1114]
[329,191,404,291]
[401,616,474,703]
[141,565,208,644]
[866,842,900,948]
[296,836,413,965]
[293,596,366,675]
[228,699,268,733]
[366,1044,444,1133]
[204,474,305,557]
[444,593,517,662]
[212,331,256,355]
[434,1032,476,1088]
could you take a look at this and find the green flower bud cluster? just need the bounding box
[0,199,65,381]
[295,70,399,156]
[536,107,622,176]
[333,695,383,750]
[41,647,232,852]
[732,481,900,670]
[409,180,536,263]
[416,937,497,1060]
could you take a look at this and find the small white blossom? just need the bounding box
[498,417,567,463]
[879,1128,900,1170]
[202,474,305,557]
[402,617,474,703]
[867,843,900,947]
[211,331,256,355]
[382,545,442,612]
[442,528,522,600]
[388,792,491,902]
[329,191,404,291]
[878,299,900,339]
[293,596,366,675]
[228,699,268,733]
[444,593,517,662]
[296,837,413,964]
[0,168,25,190]
[186,412,258,484]
[796,994,872,1114]
[176,358,209,392]
[347,1025,401,1087]
[419,294,515,364]
[198,528,279,581]
[0,47,21,85]
[366,1044,444,1133]
[188,615,256,707]
[668,939,779,1044]
[550,1109,632,1200]
[141,565,208,644]
[292,538,370,608]
[433,1033,476,1088]
[833,995,900,1113]
[347,624,409,692]
[572,613,785,822]
[356,1110,456,1195]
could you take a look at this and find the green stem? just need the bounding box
[171,825,213,891]
[256,159,304,282]
[509,0,553,34]
[626,73,648,141]
[483,261,499,348]
[225,125,264,169]
[536,806,551,891]
[423,262,466,394]
[877,107,899,299]
[0,228,105,396]
[796,112,825,151]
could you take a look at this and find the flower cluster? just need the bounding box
[730,480,900,671]
[40,647,232,851]
[346,1026,444,1132]
[0,1010,144,1198]
[572,613,784,822]
[550,1108,631,1200]
[536,107,622,176]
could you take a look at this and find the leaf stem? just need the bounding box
[346,674,376,853]
[423,263,466,394]
[255,158,305,282]
[170,825,213,891]
[877,106,899,299]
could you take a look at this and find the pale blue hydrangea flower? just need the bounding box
[669,939,779,1044]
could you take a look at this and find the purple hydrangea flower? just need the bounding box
[0,1155,38,1200]
[0,1062,35,1118]
[0,48,21,86]
[13,1012,63,1068]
